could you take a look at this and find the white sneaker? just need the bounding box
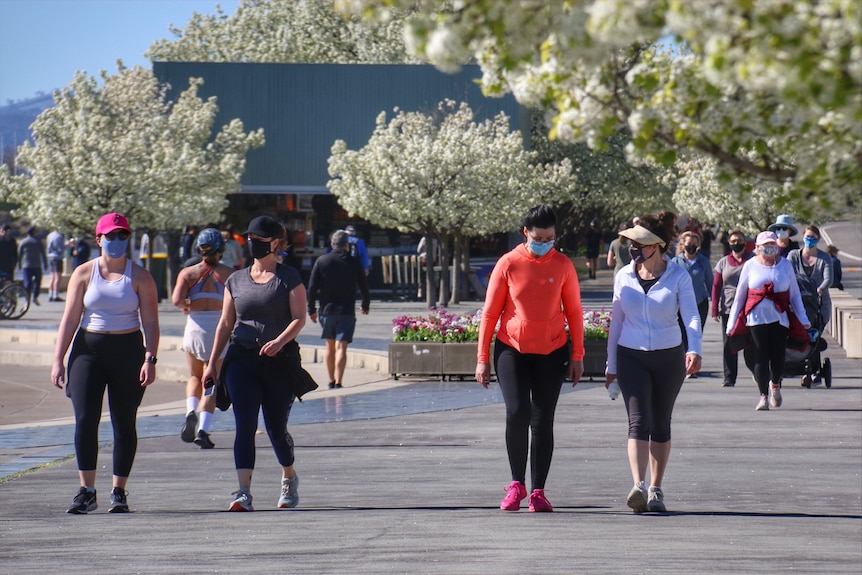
[769,383,782,408]
[647,487,666,512]
[626,484,648,513]
[229,488,253,511]
[755,395,769,411]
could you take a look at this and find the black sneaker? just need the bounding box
[181,411,198,443]
[67,487,97,514]
[194,429,215,449]
[328,382,336,389]
[108,487,130,513]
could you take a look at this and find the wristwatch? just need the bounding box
[145,356,158,365]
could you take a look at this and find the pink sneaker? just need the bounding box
[500,481,527,511]
[528,489,554,512]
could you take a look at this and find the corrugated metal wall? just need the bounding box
[152,62,526,194]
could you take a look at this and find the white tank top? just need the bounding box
[81,259,140,332]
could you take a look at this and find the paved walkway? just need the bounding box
[0,272,859,574]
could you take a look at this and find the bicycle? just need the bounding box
[0,272,30,320]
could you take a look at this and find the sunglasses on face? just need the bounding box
[103,231,130,241]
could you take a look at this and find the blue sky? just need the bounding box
[0,0,240,104]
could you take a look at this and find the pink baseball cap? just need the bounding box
[95,213,131,236]
[755,231,777,245]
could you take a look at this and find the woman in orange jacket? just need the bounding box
[475,205,584,513]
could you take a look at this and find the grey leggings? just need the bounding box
[617,344,686,443]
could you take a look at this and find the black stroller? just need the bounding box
[784,272,831,388]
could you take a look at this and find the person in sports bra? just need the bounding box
[171,228,236,449]
[51,212,160,515]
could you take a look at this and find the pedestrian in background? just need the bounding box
[606,211,702,513]
[726,231,810,411]
[307,229,370,389]
[51,212,159,514]
[584,219,602,280]
[0,223,18,280]
[344,225,371,276]
[203,216,311,512]
[46,227,66,302]
[607,222,632,276]
[788,225,833,330]
[826,244,843,290]
[711,229,756,387]
[672,231,712,331]
[71,236,91,269]
[18,226,48,306]
[768,214,800,258]
[220,229,244,270]
[475,204,584,513]
[171,228,235,449]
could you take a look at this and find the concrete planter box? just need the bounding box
[389,342,493,380]
[389,340,608,380]
[582,339,608,378]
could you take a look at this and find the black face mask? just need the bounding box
[684,245,698,255]
[248,238,273,260]
[629,245,648,264]
[729,243,745,253]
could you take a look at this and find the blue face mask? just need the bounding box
[803,237,818,249]
[101,237,129,259]
[528,240,555,257]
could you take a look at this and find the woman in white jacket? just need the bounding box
[606,211,702,514]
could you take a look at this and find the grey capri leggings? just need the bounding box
[616,344,686,443]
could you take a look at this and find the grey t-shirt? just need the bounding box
[226,264,303,348]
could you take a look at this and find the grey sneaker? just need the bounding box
[755,394,769,411]
[109,487,130,513]
[278,475,299,509]
[647,487,666,512]
[229,488,253,512]
[769,383,782,408]
[67,487,97,514]
[626,484,648,513]
[181,411,198,443]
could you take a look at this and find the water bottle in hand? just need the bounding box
[607,381,620,400]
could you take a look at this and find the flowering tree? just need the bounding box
[328,99,574,305]
[147,0,418,64]
[339,0,862,220]
[3,65,264,236]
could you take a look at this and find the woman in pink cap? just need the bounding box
[51,212,160,514]
[726,231,810,411]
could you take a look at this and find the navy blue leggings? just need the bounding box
[225,347,296,470]
[494,340,569,490]
[67,330,145,476]
[616,344,686,443]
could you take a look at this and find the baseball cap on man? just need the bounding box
[95,213,131,236]
[244,215,284,239]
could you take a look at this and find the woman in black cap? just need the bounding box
[203,216,311,511]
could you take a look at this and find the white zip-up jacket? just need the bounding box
[606,256,702,374]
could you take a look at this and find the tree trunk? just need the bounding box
[460,235,472,300]
[438,234,451,306]
[449,231,462,305]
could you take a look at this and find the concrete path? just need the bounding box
[0,272,859,574]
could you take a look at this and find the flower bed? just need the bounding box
[389,307,611,379]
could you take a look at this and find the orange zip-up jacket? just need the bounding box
[478,244,584,364]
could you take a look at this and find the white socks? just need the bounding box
[199,411,213,433]
[186,396,200,415]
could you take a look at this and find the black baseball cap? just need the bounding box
[244,216,284,239]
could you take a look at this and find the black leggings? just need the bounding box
[749,322,788,395]
[225,346,296,470]
[67,330,146,477]
[494,340,569,490]
[617,344,686,443]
